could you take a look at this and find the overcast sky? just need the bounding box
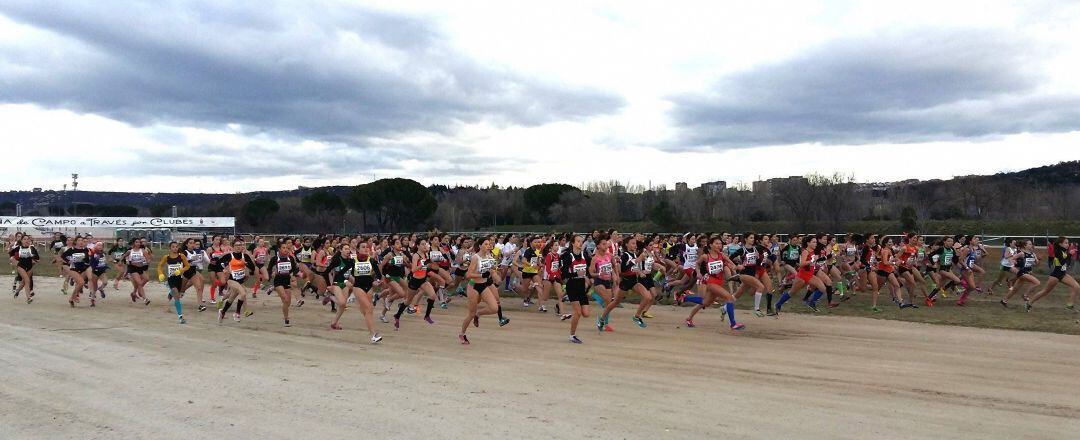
[3,0,1080,193]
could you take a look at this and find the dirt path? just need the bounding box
[1,276,1077,439]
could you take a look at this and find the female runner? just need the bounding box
[156,241,190,324]
[268,241,300,326]
[560,235,592,343]
[459,237,505,345]
[346,241,383,343]
[1025,236,1080,312]
[216,239,257,323]
[1000,240,1039,308]
[684,236,744,330]
[122,238,152,305]
[8,234,39,303]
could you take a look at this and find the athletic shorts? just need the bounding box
[17,261,34,271]
[167,276,182,290]
[127,265,146,274]
[469,280,493,293]
[797,270,815,283]
[565,278,588,304]
[682,267,695,279]
[875,270,891,278]
[407,276,426,291]
[92,268,107,277]
[183,267,198,279]
[454,268,467,277]
[354,278,374,292]
[273,276,292,289]
[521,272,538,280]
[639,276,655,290]
[739,267,756,277]
[1050,267,1068,281]
[898,266,911,275]
[1000,265,1014,272]
[618,276,638,292]
[593,278,612,290]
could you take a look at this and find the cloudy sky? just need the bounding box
[3,0,1080,193]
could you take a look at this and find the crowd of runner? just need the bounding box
[6,230,1080,345]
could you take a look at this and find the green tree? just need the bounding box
[649,199,678,231]
[524,183,579,224]
[900,205,919,232]
[363,178,437,231]
[148,204,171,216]
[301,191,345,214]
[241,197,280,227]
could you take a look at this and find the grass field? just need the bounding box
[7,246,1079,335]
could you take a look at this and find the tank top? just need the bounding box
[593,253,613,281]
[129,249,146,265]
[682,244,698,270]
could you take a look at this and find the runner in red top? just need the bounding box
[684,236,744,330]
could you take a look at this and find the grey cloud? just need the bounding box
[668,29,1080,148]
[0,1,624,143]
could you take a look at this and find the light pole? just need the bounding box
[15,203,22,216]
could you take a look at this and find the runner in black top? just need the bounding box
[560,235,592,344]
[61,237,92,308]
[1026,236,1080,312]
[268,241,300,326]
[8,235,39,303]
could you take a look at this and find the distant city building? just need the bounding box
[675,182,688,191]
[700,180,727,195]
[752,180,770,194]
[611,184,626,194]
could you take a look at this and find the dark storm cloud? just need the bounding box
[0,1,624,143]
[668,29,1080,148]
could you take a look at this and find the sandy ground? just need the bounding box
[1,275,1078,440]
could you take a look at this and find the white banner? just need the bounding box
[0,216,235,228]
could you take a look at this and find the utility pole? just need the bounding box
[15,203,22,216]
[171,205,178,217]
[71,173,79,216]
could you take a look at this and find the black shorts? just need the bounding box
[739,267,756,276]
[273,276,292,289]
[92,268,107,277]
[470,280,493,293]
[1050,268,1068,281]
[566,278,588,305]
[228,276,247,285]
[127,265,146,274]
[17,261,34,271]
[167,276,182,290]
[521,272,538,280]
[1001,265,1013,272]
[640,276,655,290]
[208,264,222,273]
[454,268,467,277]
[782,260,798,268]
[875,270,890,278]
[898,266,911,275]
[354,278,374,292]
[408,276,427,291]
[593,278,612,290]
[183,267,198,279]
[618,276,638,292]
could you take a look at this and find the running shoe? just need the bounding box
[560,314,572,321]
[804,301,819,313]
[555,303,561,314]
[999,300,1009,308]
[296,299,304,307]
[523,299,532,308]
[144,298,151,306]
[379,315,389,323]
[730,323,745,331]
[473,316,480,327]
[1066,305,1077,313]
[633,316,647,328]
[217,308,225,324]
[244,310,254,318]
[69,300,75,308]
[330,323,342,330]
[604,324,613,332]
[642,311,654,319]
[394,317,400,330]
[925,298,935,307]
[233,313,241,322]
[827,302,839,309]
[209,298,217,305]
[130,292,137,302]
[406,306,416,315]
[439,302,448,310]
[754,309,765,317]
[371,333,383,344]
[1024,302,1032,312]
[90,298,95,307]
[284,319,291,327]
[766,309,778,317]
[459,334,470,345]
[538,305,547,313]
[198,305,207,312]
[499,318,510,327]
[685,319,695,328]
[179,316,187,325]
[870,306,882,313]
[596,316,604,332]
[424,316,435,325]
[569,335,583,344]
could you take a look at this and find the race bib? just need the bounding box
[478,258,495,273]
[429,251,443,262]
[277,261,292,273]
[354,261,373,276]
[599,263,612,275]
[707,260,723,275]
[231,269,246,280]
[112,251,124,260]
[745,253,757,265]
[642,257,654,272]
[549,260,560,273]
[1025,257,1036,268]
[392,255,404,266]
[168,263,183,275]
[573,263,587,277]
[19,248,31,258]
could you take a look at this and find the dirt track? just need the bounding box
[1,275,1078,440]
